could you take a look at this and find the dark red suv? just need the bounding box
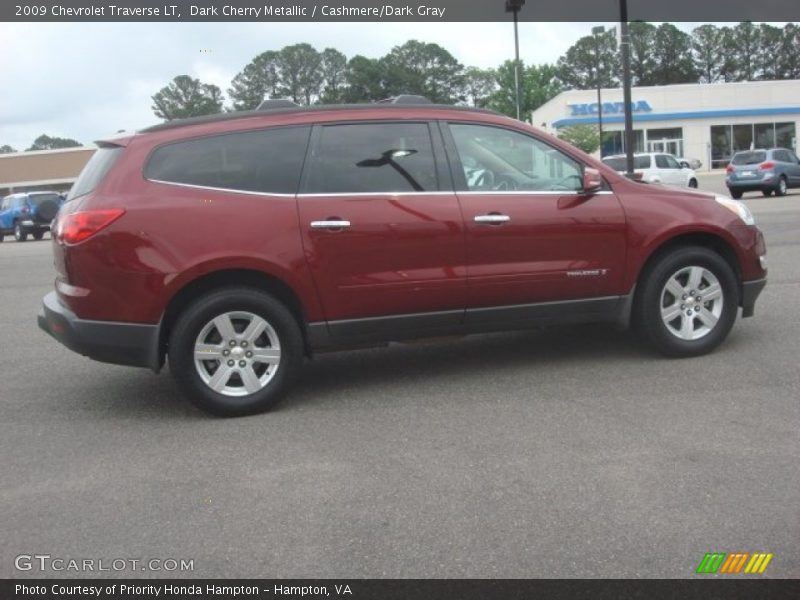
[38,98,767,416]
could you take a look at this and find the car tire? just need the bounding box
[14,222,27,242]
[729,189,743,199]
[688,178,698,188]
[633,246,739,357]
[0,233,4,243]
[168,287,304,417]
[775,176,787,197]
[33,231,45,241]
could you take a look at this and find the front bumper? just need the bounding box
[38,291,161,371]
[741,278,767,318]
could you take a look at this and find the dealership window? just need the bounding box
[710,122,797,169]
[646,127,684,158]
[600,130,644,157]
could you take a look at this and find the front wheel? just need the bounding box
[32,230,45,241]
[729,189,743,199]
[14,223,27,242]
[762,189,773,197]
[168,288,304,417]
[688,178,698,188]
[634,247,739,357]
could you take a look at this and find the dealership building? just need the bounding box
[0,146,96,197]
[531,79,800,171]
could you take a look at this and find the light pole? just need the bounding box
[505,0,525,121]
[591,25,605,156]
[619,0,635,177]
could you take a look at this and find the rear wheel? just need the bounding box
[13,223,27,242]
[634,246,739,357]
[775,176,787,197]
[729,189,743,199]
[688,178,698,188]
[168,287,303,417]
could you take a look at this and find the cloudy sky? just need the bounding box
[0,21,732,150]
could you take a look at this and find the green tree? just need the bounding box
[757,24,783,80]
[487,61,562,120]
[778,23,800,79]
[0,144,17,154]
[463,66,496,107]
[342,55,387,102]
[692,24,724,83]
[651,23,698,84]
[228,50,281,111]
[319,48,348,103]
[628,22,657,86]
[151,75,223,120]
[558,125,600,154]
[277,43,322,105]
[727,22,761,81]
[556,29,618,90]
[27,135,81,151]
[380,40,465,104]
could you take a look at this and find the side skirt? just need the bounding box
[307,293,635,352]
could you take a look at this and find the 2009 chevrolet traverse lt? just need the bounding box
[39,97,767,416]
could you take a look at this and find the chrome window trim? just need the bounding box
[147,178,615,198]
[147,178,297,198]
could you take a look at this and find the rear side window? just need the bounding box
[68,147,123,201]
[634,155,651,169]
[304,123,438,194]
[732,151,766,165]
[145,126,311,195]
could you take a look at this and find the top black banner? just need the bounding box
[3,0,800,22]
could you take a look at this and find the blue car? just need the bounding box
[0,191,63,242]
[726,147,800,198]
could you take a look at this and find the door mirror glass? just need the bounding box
[583,168,603,193]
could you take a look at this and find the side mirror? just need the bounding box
[583,168,603,193]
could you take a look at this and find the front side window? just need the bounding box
[656,154,680,169]
[145,126,311,195]
[304,123,438,194]
[450,123,583,192]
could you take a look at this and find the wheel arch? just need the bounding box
[158,269,310,368]
[633,231,743,309]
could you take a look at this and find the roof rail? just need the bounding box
[376,95,433,105]
[257,98,300,110]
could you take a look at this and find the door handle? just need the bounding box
[474,214,510,224]
[310,219,351,230]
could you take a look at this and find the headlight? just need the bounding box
[715,194,755,226]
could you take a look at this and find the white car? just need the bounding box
[602,153,699,188]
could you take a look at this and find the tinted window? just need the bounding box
[732,151,767,165]
[451,123,583,192]
[635,155,651,169]
[69,147,123,201]
[305,123,438,194]
[146,127,311,195]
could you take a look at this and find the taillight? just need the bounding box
[758,161,775,170]
[726,164,734,173]
[56,209,125,245]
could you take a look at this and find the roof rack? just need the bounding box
[257,98,300,110]
[376,95,433,105]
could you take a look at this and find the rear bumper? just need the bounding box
[727,181,774,192]
[741,278,767,318]
[38,291,161,371]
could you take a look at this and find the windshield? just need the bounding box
[732,151,767,165]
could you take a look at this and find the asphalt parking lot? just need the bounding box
[2,174,798,579]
